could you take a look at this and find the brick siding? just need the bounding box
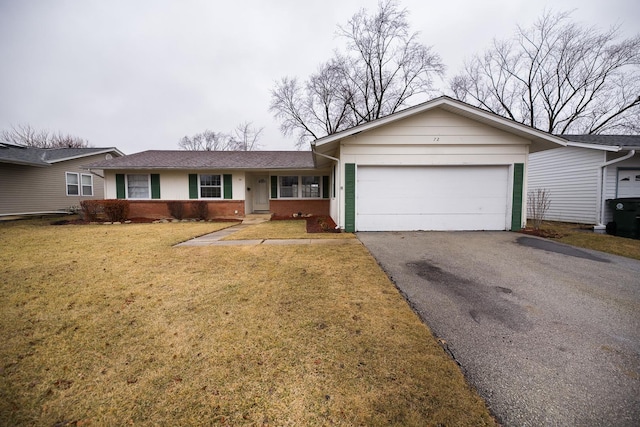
[269,200,330,217]
[127,200,245,220]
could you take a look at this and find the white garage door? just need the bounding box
[357,166,510,231]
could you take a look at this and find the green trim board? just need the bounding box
[344,163,356,232]
[188,174,198,199]
[322,175,330,199]
[511,163,524,231]
[115,174,125,199]
[271,176,278,198]
[223,174,233,199]
[150,174,160,199]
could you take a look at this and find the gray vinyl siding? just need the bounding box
[602,153,640,223]
[528,146,604,224]
[0,154,108,215]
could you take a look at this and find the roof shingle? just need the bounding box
[560,135,640,148]
[85,150,316,170]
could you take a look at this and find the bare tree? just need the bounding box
[270,0,445,147]
[1,123,90,148]
[231,121,264,151]
[177,130,234,151]
[178,123,264,151]
[450,10,640,134]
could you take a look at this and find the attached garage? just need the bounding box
[312,97,567,232]
[356,165,510,231]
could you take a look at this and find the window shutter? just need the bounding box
[223,174,233,199]
[511,163,524,231]
[188,174,198,199]
[322,175,330,199]
[271,176,278,199]
[116,174,125,199]
[150,174,160,199]
[345,164,356,232]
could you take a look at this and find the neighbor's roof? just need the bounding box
[84,150,316,170]
[560,135,640,151]
[0,143,123,167]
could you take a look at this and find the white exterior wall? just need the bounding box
[603,154,640,223]
[335,108,531,230]
[103,170,247,200]
[528,146,604,224]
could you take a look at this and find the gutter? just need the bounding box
[596,149,636,229]
[311,146,341,229]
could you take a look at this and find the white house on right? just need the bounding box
[528,135,640,230]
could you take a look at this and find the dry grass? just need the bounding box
[222,220,355,240]
[0,219,494,426]
[533,221,640,260]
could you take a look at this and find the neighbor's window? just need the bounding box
[66,172,79,195]
[66,172,93,196]
[200,174,221,198]
[81,174,93,196]
[279,176,298,198]
[127,174,150,199]
[301,176,320,198]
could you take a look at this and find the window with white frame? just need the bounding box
[301,176,320,198]
[279,176,298,198]
[66,172,93,196]
[200,174,222,198]
[278,175,322,198]
[127,174,150,199]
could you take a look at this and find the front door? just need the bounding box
[253,175,270,211]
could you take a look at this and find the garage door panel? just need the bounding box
[357,166,509,231]
[357,213,507,231]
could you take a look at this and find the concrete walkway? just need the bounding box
[175,220,359,247]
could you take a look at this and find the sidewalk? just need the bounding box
[175,221,360,247]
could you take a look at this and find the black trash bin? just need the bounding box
[607,198,640,239]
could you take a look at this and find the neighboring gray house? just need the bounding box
[0,142,124,216]
[528,135,640,228]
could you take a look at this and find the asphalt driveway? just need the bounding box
[358,231,640,427]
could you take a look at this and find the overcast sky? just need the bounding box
[1,0,638,154]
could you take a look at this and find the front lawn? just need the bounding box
[530,221,640,260]
[0,220,494,426]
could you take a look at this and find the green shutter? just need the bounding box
[116,174,125,199]
[150,174,160,199]
[271,176,278,199]
[223,174,233,199]
[511,163,524,231]
[345,164,356,232]
[188,174,198,199]
[322,175,330,199]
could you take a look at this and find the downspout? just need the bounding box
[596,149,636,229]
[312,147,341,229]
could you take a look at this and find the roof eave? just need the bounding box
[48,148,125,164]
[0,158,50,167]
[565,141,621,152]
[313,96,567,150]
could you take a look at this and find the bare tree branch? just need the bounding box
[0,123,90,148]
[449,10,640,134]
[231,122,264,151]
[270,0,445,148]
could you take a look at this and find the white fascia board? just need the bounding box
[565,141,620,152]
[313,97,567,148]
[48,148,125,164]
